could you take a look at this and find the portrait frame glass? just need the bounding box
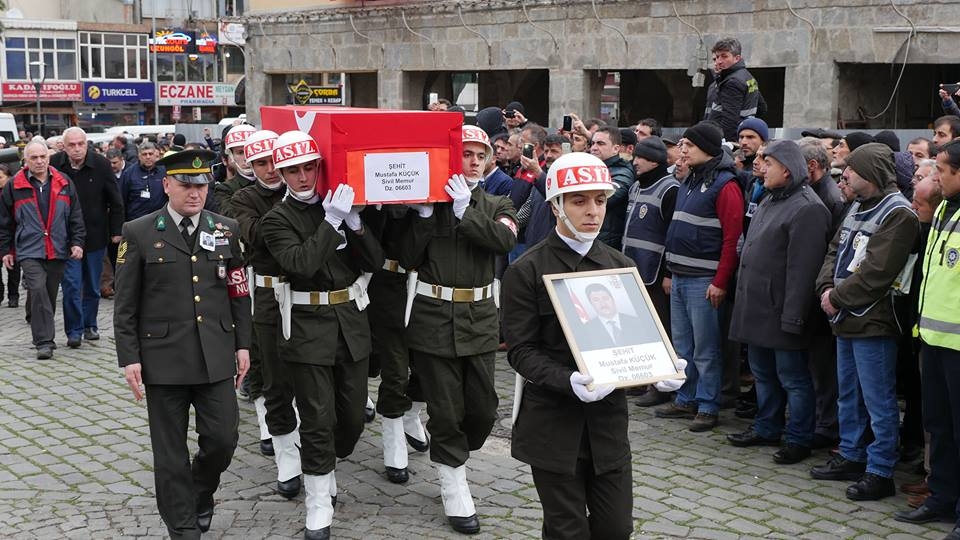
[542,267,684,389]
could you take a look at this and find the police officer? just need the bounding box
[213,123,257,217]
[399,125,517,535]
[502,151,634,540]
[113,148,252,539]
[260,130,383,540]
[231,130,303,498]
[362,205,430,485]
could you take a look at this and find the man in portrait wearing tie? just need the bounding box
[578,283,642,350]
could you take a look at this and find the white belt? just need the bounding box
[415,281,494,303]
[255,274,284,288]
[382,258,407,274]
[291,288,356,306]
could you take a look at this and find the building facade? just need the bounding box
[239,0,958,131]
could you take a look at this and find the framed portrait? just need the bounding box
[542,267,684,389]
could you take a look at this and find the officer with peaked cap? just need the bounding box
[259,130,384,540]
[113,148,252,539]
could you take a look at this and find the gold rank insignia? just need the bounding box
[116,241,128,264]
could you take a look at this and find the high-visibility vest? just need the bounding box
[917,201,960,350]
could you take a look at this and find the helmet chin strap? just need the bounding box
[257,177,284,191]
[552,195,600,243]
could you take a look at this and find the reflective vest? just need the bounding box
[833,192,912,316]
[917,201,960,350]
[623,175,679,285]
[665,170,735,273]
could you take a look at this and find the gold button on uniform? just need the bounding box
[197,315,203,323]
[192,276,199,283]
[191,255,198,262]
[194,295,200,303]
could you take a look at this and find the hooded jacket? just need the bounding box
[816,143,920,338]
[730,140,831,349]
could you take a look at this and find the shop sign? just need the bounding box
[288,80,343,106]
[218,21,245,46]
[158,83,236,106]
[83,81,155,103]
[1,81,82,102]
[149,29,195,54]
[196,31,218,54]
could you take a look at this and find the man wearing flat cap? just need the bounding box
[113,148,252,539]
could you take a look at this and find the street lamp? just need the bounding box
[28,61,46,138]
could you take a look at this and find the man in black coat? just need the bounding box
[51,127,123,348]
[589,127,635,250]
[704,37,766,141]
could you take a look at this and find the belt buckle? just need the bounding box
[328,289,351,304]
[263,276,274,288]
[310,291,321,305]
[385,259,399,272]
[452,288,474,303]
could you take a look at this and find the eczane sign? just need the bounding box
[158,83,236,106]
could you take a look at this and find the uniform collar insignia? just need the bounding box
[156,214,166,231]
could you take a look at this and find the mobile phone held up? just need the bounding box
[941,83,960,95]
[522,143,535,160]
[562,115,573,132]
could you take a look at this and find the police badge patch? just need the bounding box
[638,204,648,219]
[947,247,959,269]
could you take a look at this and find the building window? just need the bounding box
[79,32,150,80]
[4,35,77,80]
[157,54,220,82]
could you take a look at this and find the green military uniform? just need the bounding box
[502,231,634,540]
[362,206,424,417]
[399,189,516,467]
[260,196,384,474]
[213,174,254,219]
[231,183,294,435]
[114,150,251,539]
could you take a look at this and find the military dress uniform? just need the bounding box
[113,150,252,540]
[259,195,384,478]
[231,181,302,494]
[502,231,635,540]
[213,174,254,219]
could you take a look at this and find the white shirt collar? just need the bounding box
[555,227,594,256]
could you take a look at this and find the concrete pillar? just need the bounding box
[379,69,403,110]
[549,68,603,124]
[783,62,838,129]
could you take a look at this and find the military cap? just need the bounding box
[158,148,217,184]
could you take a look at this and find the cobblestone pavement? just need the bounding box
[0,293,952,540]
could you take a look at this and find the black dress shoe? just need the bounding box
[364,405,376,423]
[894,504,956,524]
[386,466,409,484]
[67,336,82,348]
[260,438,275,456]
[773,444,811,465]
[83,328,100,341]
[734,403,757,419]
[36,346,53,360]
[945,526,960,540]
[846,472,895,501]
[406,433,429,452]
[810,455,866,481]
[447,514,480,535]
[196,507,214,533]
[277,476,301,499]
[727,429,780,447]
[304,526,331,540]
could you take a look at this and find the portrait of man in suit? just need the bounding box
[578,283,645,350]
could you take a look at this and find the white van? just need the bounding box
[0,113,19,145]
[105,124,176,140]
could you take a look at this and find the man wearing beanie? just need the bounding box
[624,135,679,407]
[727,140,831,465]
[737,117,767,176]
[812,142,919,501]
[832,132,874,170]
[656,121,744,431]
[619,128,638,161]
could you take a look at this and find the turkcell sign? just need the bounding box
[83,81,155,103]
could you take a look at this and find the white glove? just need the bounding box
[344,205,364,232]
[570,371,616,403]
[445,174,472,220]
[322,184,354,230]
[655,358,688,393]
[407,202,434,218]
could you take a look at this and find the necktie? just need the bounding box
[607,321,622,345]
[180,217,193,246]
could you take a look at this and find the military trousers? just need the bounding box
[531,460,633,540]
[373,323,423,418]
[288,334,368,475]
[246,332,263,400]
[145,379,239,540]
[255,320,297,436]
[413,350,498,467]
